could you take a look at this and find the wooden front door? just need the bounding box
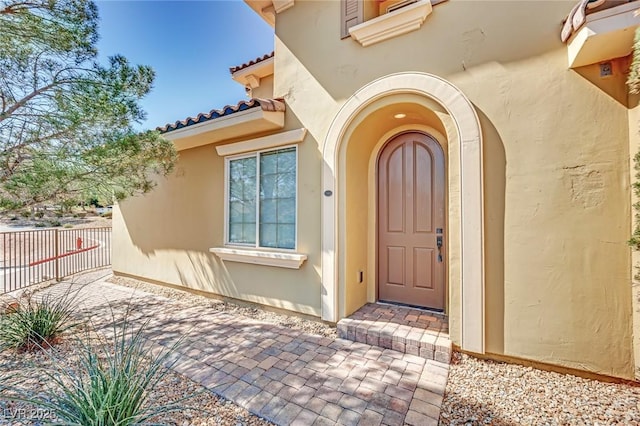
[377,132,445,310]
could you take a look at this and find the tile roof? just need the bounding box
[229,51,274,74]
[157,98,285,134]
[561,0,635,42]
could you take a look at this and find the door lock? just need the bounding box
[436,236,443,263]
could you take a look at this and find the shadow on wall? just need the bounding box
[476,106,506,355]
[115,108,324,315]
[275,0,569,103]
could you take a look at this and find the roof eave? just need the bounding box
[164,107,285,152]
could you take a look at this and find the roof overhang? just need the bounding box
[567,2,640,68]
[231,56,274,89]
[163,107,285,152]
[244,0,294,27]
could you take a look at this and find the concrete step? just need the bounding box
[336,303,451,363]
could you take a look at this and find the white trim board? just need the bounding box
[210,247,307,269]
[216,128,307,157]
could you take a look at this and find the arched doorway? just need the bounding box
[322,72,485,354]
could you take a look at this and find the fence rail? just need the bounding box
[1,227,111,294]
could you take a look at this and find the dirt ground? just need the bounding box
[0,214,111,267]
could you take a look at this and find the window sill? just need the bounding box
[209,247,307,269]
[349,0,432,47]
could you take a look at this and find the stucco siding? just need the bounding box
[114,0,636,379]
[272,0,633,378]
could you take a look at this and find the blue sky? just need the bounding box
[96,1,274,130]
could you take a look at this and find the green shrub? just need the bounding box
[101,211,112,219]
[21,318,184,425]
[48,220,62,227]
[34,222,47,228]
[34,211,45,219]
[63,223,73,229]
[20,210,31,218]
[0,292,77,351]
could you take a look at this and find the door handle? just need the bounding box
[436,236,443,262]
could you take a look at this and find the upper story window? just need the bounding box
[227,146,297,250]
[341,0,442,47]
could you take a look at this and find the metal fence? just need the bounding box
[0,227,111,294]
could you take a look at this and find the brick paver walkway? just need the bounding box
[34,270,449,426]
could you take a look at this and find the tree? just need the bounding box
[0,0,176,210]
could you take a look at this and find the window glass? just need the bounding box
[228,157,257,244]
[259,147,296,249]
[228,147,296,249]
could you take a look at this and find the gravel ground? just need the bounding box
[0,328,273,426]
[441,352,640,425]
[108,275,337,339]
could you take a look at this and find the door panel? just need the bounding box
[387,246,405,285]
[413,247,434,289]
[386,146,405,233]
[378,132,445,310]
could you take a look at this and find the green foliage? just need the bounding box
[101,211,112,219]
[629,28,640,94]
[0,293,77,351]
[14,318,184,425]
[48,219,62,227]
[631,150,640,250]
[0,0,177,210]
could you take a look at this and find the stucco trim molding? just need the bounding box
[272,0,294,13]
[321,72,485,354]
[210,247,307,269]
[349,0,433,47]
[216,128,307,157]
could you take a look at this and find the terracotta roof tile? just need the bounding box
[229,51,274,74]
[157,98,285,134]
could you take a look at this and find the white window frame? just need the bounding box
[224,144,299,252]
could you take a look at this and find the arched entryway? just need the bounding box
[321,72,485,354]
[377,132,446,310]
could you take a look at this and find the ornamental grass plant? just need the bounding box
[0,290,77,351]
[1,297,187,426]
[22,317,184,425]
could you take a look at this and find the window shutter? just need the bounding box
[341,0,363,39]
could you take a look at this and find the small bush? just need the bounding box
[77,212,87,219]
[63,223,73,229]
[19,318,185,424]
[20,210,31,218]
[34,222,47,228]
[34,211,45,219]
[101,211,112,219]
[48,220,62,227]
[0,292,77,351]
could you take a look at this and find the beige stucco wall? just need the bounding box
[112,117,323,316]
[251,74,274,99]
[114,0,636,378]
[271,0,634,378]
